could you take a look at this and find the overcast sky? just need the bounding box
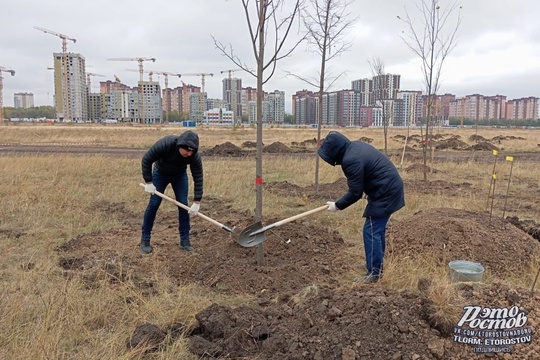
[2,0,539,112]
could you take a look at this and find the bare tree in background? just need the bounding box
[286,0,357,191]
[398,0,461,180]
[369,57,392,155]
[213,0,304,265]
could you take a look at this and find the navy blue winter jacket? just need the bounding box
[141,130,203,201]
[318,131,404,218]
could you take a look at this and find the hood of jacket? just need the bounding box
[176,130,199,152]
[317,131,350,166]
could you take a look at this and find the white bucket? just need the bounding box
[449,260,485,283]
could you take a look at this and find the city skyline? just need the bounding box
[2,0,540,113]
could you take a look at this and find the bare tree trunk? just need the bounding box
[254,2,266,265]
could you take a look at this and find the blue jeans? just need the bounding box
[363,215,390,278]
[141,169,190,245]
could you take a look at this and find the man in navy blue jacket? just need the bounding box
[140,130,203,254]
[318,131,404,283]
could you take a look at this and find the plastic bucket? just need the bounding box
[448,260,485,283]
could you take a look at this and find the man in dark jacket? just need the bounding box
[318,131,404,283]
[140,130,203,254]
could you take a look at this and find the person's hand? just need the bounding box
[188,202,200,216]
[144,183,156,194]
[326,202,338,212]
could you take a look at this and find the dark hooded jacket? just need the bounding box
[318,131,404,218]
[141,130,203,201]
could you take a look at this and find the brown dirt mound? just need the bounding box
[469,141,500,151]
[358,136,373,143]
[241,140,258,148]
[388,207,540,279]
[435,138,470,150]
[263,141,293,153]
[201,142,247,156]
[182,281,539,359]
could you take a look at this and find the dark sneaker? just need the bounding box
[139,241,153,254]
[353,274,379,284]
[179,243,194,252]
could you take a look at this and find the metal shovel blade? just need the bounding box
[237,221,266,247]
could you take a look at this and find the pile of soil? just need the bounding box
[201,142,247,157]
[388,208,540,279]
[435,138,470,150]
[263,141,294,153]
[241,140,258,148]
[470,142,500,151]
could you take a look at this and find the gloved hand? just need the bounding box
[144,183,156,194]
[326,201,338,212]
[188,202,200,216]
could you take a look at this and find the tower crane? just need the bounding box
[220,68,245,123]
[125,68,156,82]
[0,66,15,125]
[108,57,156,123]
[86,72,105,92]
[153,71,182,124]
[34,26,76,121]
[108,57,156,82]
[181,73,213,122]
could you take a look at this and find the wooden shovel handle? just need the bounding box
[138,183,232,232]
[264,204,329,231]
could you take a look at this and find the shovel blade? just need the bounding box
[237,221,266,247]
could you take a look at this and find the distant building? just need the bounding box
[204,108,233,125]
[265,90,285,123]
[53,52,87,121]
[14,93,34,108]
[222,78,242,121]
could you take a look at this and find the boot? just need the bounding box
[139,240,153,254]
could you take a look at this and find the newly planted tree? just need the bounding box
[398,0,461,180]
[214,0,304,265]
[287,0,357,191]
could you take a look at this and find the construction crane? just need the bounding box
[34,26,76,121]
[108,57,156,82]
[86,72,105,93]
[220,68,245,124]
[153,71,182,124]
[181,73,214,122]
[0,66,15,125]
[125,68,156,82]
[108,57,156,123]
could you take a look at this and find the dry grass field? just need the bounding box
[1,123,540,359]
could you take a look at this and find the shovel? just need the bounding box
[237,204,329,247]
[139,183,238,236]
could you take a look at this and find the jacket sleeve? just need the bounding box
[141,137,172,182]
[336,162,364,210]
[189,153,204,201]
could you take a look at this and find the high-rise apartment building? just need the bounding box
[14,92,34,108]
[241,86,258,119]
[373,74,400,102]
[53,52,87,121]
[351,78,373,106]
[293,90,318,125]
[222,78,242,121]
[140,81,162,123]
[265,90,286,123]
